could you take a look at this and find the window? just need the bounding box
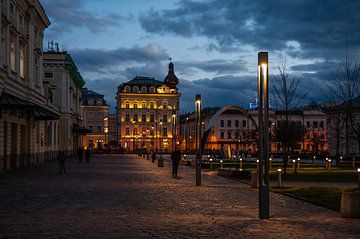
[133,86,139,93]
[313,121,318,128]
[141,86,147,93]
[142,114,146,122]
[220,120,224,127]
[149,87,155,93]
[97,126,102,133]
[133,114,138,122]
[125,101,129,108]
[150,115,154,123]
[163,101,167,109]
[235,120,239,127]
[44,72,53,78]
[242,120,247,127]
[134,101,138,109]
[163,127,167,136]
[150,102,154,109]
[1,28,6,66]
[97,112,102,120]
[133,128,138,136]
[227,120,231,127]
[320,121,324,128]
[10,37,15,71]
[125,114,130,122]
[235,132,239,139]
[124,86,131,92]
[125,128,130,135]
[220,132,224,139]
[19,44,25,78]
[163,114,167,123]
[306,121,310,127]
[142,101,146,108]
[227,132,232,139]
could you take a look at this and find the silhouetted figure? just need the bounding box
[58,150,66,174]
[171,149,181,178]
[85,148,91,164]
[77,146,84,164]
[152,151,156,163]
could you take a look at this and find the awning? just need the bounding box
[0,92,60,120]
[73,123,92,134]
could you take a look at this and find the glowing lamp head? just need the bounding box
[277,168,282,172]
[357,168,360,172]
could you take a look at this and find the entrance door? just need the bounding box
[3,122,7,170]
[10,123,17,169]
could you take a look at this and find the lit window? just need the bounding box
[125,128,130,135]
[142,101,146,108]
[125,101,129,108]
[19,44,25,78]
[134,101,138,109]
[10,38,15,71]
[150,102,154,109]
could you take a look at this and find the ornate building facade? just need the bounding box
[116,62,180,152]
[0,0,59,172]
[81,88,109,149]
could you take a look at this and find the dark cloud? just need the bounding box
[139,0,360,61]
[177,59,248,75]
[40,0,132,36]
[69,43,169,73]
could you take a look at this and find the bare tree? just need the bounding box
[328,63,360,158]
[271,64,307,177]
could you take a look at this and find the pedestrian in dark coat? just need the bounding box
[171,149,181,178]
[85,148,91,164]
[151,151,156,163]
[77,146,84,164]
[58,150,66,174]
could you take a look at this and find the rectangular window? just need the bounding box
[89,125,93,131]
[142,114,146,122]
[163,114,167,123]
[133,114,138,122]
[242,120,246,127]
[142,101,146,108]
[235,132,239,139]
[227,132,232,139]
[220,120,224,127]
[125,128,130,135]
[163,127,167,136]
[313,121,318,128]
[320,121,324,128]
[220,132,224,139]
[97,126,102,133]
[134,102,138,109]
[125,114,130,122]
[44,72,53,78]
[227,120,231,127]
[19,45,25,78]
[134,128,138,136]
[150,115,154,123]
[163,101,167,108]
[1,28,6,66]
[10,38,15,71]
[150,102,154,109]
[125,102,129,108]
[306,121,310,127]
[235,120,239,127]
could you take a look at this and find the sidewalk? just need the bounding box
[0,154,358,238]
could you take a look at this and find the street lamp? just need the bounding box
[195,94,201,186]
[104,116,108,145]
[257,51,269,219]
[172,110,176,151]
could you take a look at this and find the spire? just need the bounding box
[164,59,179,86]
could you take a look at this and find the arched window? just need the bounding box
[124,86,131,92]
[141,86,147,93]
[149,87,155,93]
[133,86,139,93]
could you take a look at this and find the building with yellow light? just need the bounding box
[116,62,180,152]
[81,88,110,149]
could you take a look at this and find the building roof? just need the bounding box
[81,88,109,106]
[164,62,179,86]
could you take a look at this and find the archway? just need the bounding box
[199,105,257,158]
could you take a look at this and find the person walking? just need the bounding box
[171,148,181,178]
[58,150,66,174]
[85,147,91,164]
[151,151,156,163]
[77,146,84,164]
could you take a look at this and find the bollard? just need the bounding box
[220,160,224,169]
[269,158,272,170]
[256,159,259,172]
[325,157,328,169]
[292,159,297,173]
[328,159,332,172]
[210,158,213,169]
[297,158,300,169]
[340,156,343,163]
[240,158,243,170]
[251,171,259,188]
[158,155,164,167]
[146,153,149,160]
[277,168,282,188]
[358,168,360,190]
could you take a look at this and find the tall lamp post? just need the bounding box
[172,110,176,151]
[195,94,201,186]
[104,116,108,146]
[258,52,270,219]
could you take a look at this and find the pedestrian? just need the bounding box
[77,146,84,164]
[58,149,66,174]
[151,151,156,163]
[85,147,91,164]
[171,148,181,178]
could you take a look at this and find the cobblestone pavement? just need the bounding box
[0,154,359,239]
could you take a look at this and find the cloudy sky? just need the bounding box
[40,0,360,113]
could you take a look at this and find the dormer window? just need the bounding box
[149,87,155,93]
[133,86,139,93]
[124,86,131,93]
[141,86,147,93]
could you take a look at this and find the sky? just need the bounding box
[39,0,360,114]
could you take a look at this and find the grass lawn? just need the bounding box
[269,170,357,182]
[270,187,349,211]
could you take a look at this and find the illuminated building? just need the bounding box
[81,88,110,149]
[116,62,180,152]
